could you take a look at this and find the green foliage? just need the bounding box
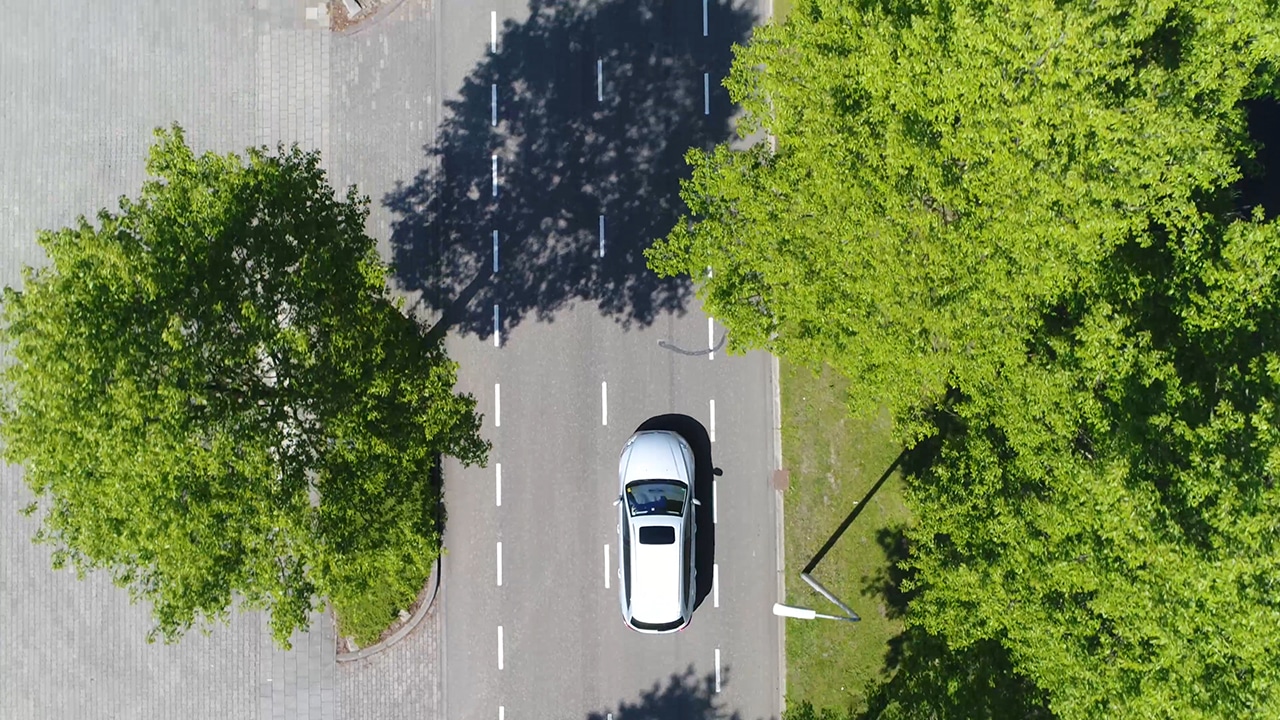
[1,125,489,648]
[649,0,1280,717]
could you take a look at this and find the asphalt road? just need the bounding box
[408,1,782,718]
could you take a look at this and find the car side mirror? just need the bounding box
[613,495,622,507]
[692,498,702,506]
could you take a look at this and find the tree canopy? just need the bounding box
[1,126,489,647]
[648,0,1280,717]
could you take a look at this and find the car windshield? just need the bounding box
[626,481,687,516]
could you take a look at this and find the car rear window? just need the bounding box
[631,617,685,632]
[638,526,676,544]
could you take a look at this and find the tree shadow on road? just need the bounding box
[587,665,759,720]
[385,0,758,342]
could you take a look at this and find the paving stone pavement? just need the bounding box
[1,1,444,718]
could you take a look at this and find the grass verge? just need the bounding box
[780,359,911,715]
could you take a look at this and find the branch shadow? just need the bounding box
[635,413,717,612]
[386,0,759,340]
[587,665,756,720]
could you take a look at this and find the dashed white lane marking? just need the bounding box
[702,0,708,36]
[491,83,498,126]
[494,384,501,427]
[604,543,611,589]
[490,11,497,52]
[496,542,503,586]
[713,563,720,607]
[601,381,608,426]
[498,626,505,670]
[714,647,721,693]
[493,305,500,347]
[597,59,604,102]
[491,154,499,198]
[493,230,500,273]
[500,707,505,720]
[709,399,716,442]
[495,463,502,507]
[704,73,710,115]
[708,317,715,360]
[713,480,718,524]
[598,214,606,258]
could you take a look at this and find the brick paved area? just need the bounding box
[0,1,442,718]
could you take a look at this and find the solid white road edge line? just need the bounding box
[602,381,608,426]
[604,544,611,589]
[713,563,720,607]
[496,463,502,507]
[494,384,501,427]
[498,626,504,670]
[496,542,503,586]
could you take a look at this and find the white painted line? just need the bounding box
[598,214,606,258]
[493,230,500,273]
[490,11,497,52]
[494,383,501,427]
[704,73,710,115]
[601,381,608,426]
[498,626,504,670]
[500,707,505,720]
[491,83,498,126]
[604,544,611,589]
[495,463,502,507]
[702,0,708,36]
[710,399,716,442]
[493,305,500,347]
[713,563,720,607]
[713,480,718,524]
[491,154,499,198]
[496,542,503,586]
[715,647,721,692]
[597,58,604,102]
[708,317,715,360]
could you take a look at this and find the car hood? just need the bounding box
[619,432,691,485]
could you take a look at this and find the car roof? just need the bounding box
[628,516,685,624]
[620,431,691,485]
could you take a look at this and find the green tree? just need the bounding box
[1,126,489,648]
[649,0,1280,717]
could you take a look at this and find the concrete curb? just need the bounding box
[335,554,441,663]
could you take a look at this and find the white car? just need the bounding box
[615,430,699,633]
